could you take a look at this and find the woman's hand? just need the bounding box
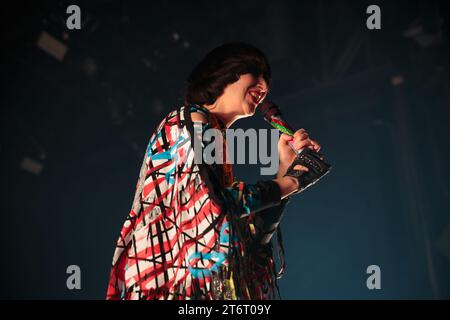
[276,128,321,179]
[274,175,300,199]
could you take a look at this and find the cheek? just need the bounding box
[235,90,249,104]
[243,94,253,110]
[228,86,246,101]
[243,91,252,103]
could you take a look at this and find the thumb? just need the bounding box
[279,133,294,143]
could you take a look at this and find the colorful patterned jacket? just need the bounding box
[106,104,289,300]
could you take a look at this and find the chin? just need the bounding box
[244,103,257,116]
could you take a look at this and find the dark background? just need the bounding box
[1,0,449,299]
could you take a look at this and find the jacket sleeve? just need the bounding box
[222,179,283,218]
[253,196,290,245]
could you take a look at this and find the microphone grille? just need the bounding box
[259,100,296,136]
[258,100,281,122]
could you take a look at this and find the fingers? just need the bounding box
[279,133,293,142]
[292,129,308,149]
[292,129,322,152]
[293,129,309,143]
[293,128,306,137]
[293,139,312,150]
[293,164,309,172]
[310,139,321,152]
[282,129,323,155]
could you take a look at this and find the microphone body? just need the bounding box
[258,101,302,155]
[258,99,332,185]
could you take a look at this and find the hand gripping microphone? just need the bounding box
[258,100,332,194]
[254,101,332,279]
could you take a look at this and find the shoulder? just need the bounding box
[157,105,211,138]
[191,111,208,124]
[185,105,210,124]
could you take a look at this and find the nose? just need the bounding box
[257,79,269,94]
[257,85,268,100]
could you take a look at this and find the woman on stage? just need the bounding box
[106,42,321,300]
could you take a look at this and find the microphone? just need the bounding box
[259,99,332,176]
[258,100,302,155]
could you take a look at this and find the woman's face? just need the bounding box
[221,73,269,117]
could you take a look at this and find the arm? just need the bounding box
[221,178,297,218]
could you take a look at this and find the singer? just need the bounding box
[106,42,322,300]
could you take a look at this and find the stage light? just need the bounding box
[20,157,43,176]
[36,31,67,61]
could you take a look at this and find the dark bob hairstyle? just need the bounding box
[184,42,272,106]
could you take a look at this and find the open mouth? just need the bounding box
[248,90,265,105]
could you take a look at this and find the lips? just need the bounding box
[248,90,264,105]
